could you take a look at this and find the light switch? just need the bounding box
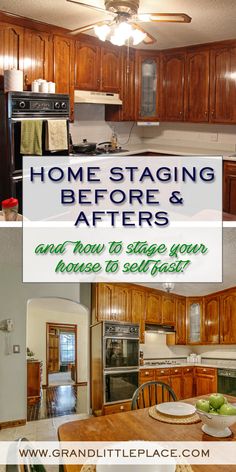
[13,345,20,354]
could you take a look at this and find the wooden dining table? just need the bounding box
[58,395,236,472]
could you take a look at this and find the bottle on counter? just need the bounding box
[2,198,19,221]
[111,128,118,150]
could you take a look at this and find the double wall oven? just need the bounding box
[0,92,70,213]
[103,322,140,404]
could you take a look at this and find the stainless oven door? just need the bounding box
[104,369,139,404]
[104,337,139,370]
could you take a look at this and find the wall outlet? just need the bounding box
[210,133,218,142]
[13,345,20,354]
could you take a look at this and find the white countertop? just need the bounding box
[116,144,236,160]
[140,362,236,370]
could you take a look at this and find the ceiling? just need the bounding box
[0,0,236,49]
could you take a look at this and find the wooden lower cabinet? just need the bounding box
[27,361,42,405]
[182,367,194,399]
[195,367,217,396]
[170,369,182,400]
[103,401,131,415]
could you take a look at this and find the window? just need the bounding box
[60,332,75,363]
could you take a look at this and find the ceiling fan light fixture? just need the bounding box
[132,28,147,45]
[94,24,111,41]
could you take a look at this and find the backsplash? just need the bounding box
[141,122,236,152]
[70,104,143,145]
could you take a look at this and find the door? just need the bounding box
[95,283,114,321]
[175,297,186,344]
[146,292,162,323]
[75,40,100,91]
[170,373,182,400]
[23,29,49,90]
[185,49,210,122]
[53,35,75,119]
[131,287,146,343]
[220,290,236,343]
[136,52,161,121]
[48,328,60,373]
[203,295,219,343]
[101,46,120,92]
[162,294,176,325]
[162,52,185,121]
[0,22,24,89]
[195,374,217,396]
[210,47,234,123]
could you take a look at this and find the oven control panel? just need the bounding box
[8,92,70,117]
[104,322,139,338]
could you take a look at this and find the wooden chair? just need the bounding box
[131,381,177,410]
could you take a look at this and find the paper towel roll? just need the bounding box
[4,69,23,92]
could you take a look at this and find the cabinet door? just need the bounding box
[95,283,114,321]
[175,297,186,344]
[203,295,219,343]
[220,290,236,343]
[136,52,161,121]
[162,52,185,121]
[75,40,100,91]
[223,161,236,215]
[187,298,203,344]
[155,375,171,403]
[53,35,75,119]
[101,46,120,92]
[195,374,217,396]
[170,374,182,400]
[182,368,194,399]
[0,22,24,89]
[146,292,162,323]
[131,287,146,343]
[112,285,131,322]
[185,50,210,122]
[210,47,235,123]
[23,29,49,90]
[162,294,176,325]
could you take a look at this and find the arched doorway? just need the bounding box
[26,297,90,420]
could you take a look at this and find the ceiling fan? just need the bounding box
[66,0,191,46]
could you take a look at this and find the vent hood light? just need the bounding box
[145,324,176,334]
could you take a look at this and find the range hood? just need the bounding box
[145,324,176,334]
[74,90,122,105]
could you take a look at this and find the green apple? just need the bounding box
[196,399,210,412]
[209,393,225,410]
[209,409,219,415]
[219,403,236,415]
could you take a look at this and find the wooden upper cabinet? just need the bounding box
[131,287,146,343]
[100,46,120,92]
[210,46,236,123]
[95,283,114,322]
[146,292,162,323]
[23,29,50,90]
[202,294,220,344]
[175,297,186,344]
[53,35,75,119]
[112,285,131,322]
[186,297,203,344]
[0,22,24,89]
[185,49,210,122]
[161,52,185,121]
[220,289,236,344]
[75,40,100,91]
[223,161,236,214]
[162,294,176,325]
[136,51,161,121]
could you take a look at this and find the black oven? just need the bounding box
[104,369,139,404]
[104,322,139,370]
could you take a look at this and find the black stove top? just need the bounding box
[71,147,129,157]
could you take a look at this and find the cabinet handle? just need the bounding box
[145,371,149,375]
[187,369,189,372]
[161,370,164,374]
[24,74,29,87]
[203,369,206,372]
[120,405,124,410]
[174,369,178,373]
[179,111,182,115]
[211,110,215,115]
[205,111,208,116]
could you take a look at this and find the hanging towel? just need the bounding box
[20,120,43,156]
[45,120,68,152]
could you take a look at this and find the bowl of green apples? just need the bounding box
[196,393,236,437]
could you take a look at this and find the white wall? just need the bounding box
[70,104,143,145]
[141,122,236,153]
[0,229,85,423]
[140,333,191,359]
[27,299,89,385]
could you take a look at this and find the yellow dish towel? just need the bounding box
[45,120,68,152]
[20,120,43,155]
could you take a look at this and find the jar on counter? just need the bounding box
[2,198,19,221]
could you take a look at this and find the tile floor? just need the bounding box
[0,413,90,472]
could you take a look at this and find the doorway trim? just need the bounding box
[46,322,78,387]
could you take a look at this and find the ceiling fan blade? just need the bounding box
[66,0,113,14]
[137,13,192,23]
[131,23,156,44]
[69,20,111,35]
